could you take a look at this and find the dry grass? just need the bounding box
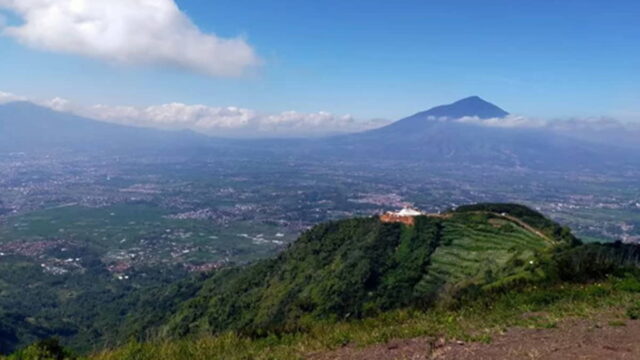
[90,279,640,360]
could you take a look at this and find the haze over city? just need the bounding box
[1,1,639,359]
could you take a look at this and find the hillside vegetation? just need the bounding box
[5,203,640,360]
[118,204,576,340]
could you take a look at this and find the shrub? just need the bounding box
[615,274,640,293]
[626,302,640,320]
[7,339,76,360]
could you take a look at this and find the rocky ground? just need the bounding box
[308,315,640,360]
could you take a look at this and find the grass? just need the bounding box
[626,301,640,320]
[608,320,626,327]
[85,277,640,360]
[416,215,547,298]
[2,209,636,359]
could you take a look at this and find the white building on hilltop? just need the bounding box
[380,207,425,225]
[394,207,423,217]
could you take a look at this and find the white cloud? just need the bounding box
[0,0,259,77]
[0,90,389,137]
[43,96,72,111]
[456,115,547,128]
[85,103,257,131]
[10,89,636,139]
[548,116,634,131]
[454,114,637,132]
[0,91,26,104]
[452,114,640,147]
[76,103,388,137]
[260,111,388,134]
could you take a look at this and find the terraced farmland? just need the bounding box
[142,204,574,340]
[418,212,550,298]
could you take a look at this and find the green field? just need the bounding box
[422,217,546,291]
[0,203,295,265]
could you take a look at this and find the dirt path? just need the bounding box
[308,317,640,360]
[494,213,554,244]
[428,211,553,244]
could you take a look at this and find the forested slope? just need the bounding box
[146,205,576,338]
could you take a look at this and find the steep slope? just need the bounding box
[377,96,508,134]
[125,204,577,339]
[0,102,210,153]
[416,95,509,119]
[8,206,640,359]
[324,97,635,170]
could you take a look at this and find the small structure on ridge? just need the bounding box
[379,207,424,225]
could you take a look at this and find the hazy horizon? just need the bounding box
[1,2,640,357]
[1,0,639,137]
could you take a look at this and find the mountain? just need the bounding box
[116,204,577,339]
[0,101,209,153]
[381,96,509,132]
[362,96,508,135]
[1,98,636,170]
[424,95,510,119]
[323,97,636,170]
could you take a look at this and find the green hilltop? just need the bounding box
[7,203,640,360]
[118,204,579,339]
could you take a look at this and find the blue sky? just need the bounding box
[0,0,639,129]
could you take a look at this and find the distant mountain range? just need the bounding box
[325,96,637,169]
[0,97,636,170]
[0,101,209,153]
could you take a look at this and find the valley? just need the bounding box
[6,205,638,360]
[1,2,638,358]
[0,99,639,358]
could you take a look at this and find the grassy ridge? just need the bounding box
[5,204,621,359]
[139,208,565,340]
[419,215,547,298]
[453,203,579,246]
[9,275,640,360]
[89,277,640,360]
